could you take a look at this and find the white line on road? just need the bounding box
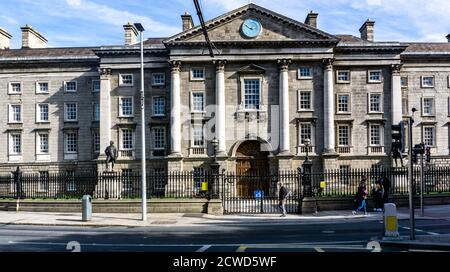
[196,245,211,252]
[314,247,325,252]
[400,226,441,236]
[6,240,368,248]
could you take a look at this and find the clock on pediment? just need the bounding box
[241,18,262,39]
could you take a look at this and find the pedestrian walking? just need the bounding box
[380,176,391,204]
[278,182,290,217]
[352,178,368,215]
[372,181,384,212]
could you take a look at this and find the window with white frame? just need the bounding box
[38,133,49,154]
[422,97,435,116]
[39,171,49,192]
[369,93,382,113]
[421,76,434,88]
[153,127,165,150]
[9,133,22,154]
[369,124,382,146]
[368,70,382,83]
[152,97,165,116]
[9,104,22,123]
[93,102,100,121]
[152,73,165,86]
[298,90,312,111]
[192,125,204,147]
[337,94,350,113]
[423,126,435,146]
[64,81,77,92]
[9,82,22,94]
[190,68,205,80]
[336,70,350,83]
[191,92,205,112]
[92,80,100,92]
[299,123,313,145]
[119,97,134,117]
[298,67,312,79]
[36,82,49,93]
[64,103,77,121]
[121,129,134,150]
[119,74,134,86]
[243,79,261,110]
[66,170,76,192]
[37,103,49,122]
[64,132,77,153]
[401,76,408,88]
[93,132,100,153]
[338,125,350,146]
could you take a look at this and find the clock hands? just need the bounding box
[244,23,254,30]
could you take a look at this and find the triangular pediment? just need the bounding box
[238,64,266,74]
[164,4,339,45]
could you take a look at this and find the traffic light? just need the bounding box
[412,148,418,164]
[391,122,405,152]
[425,146,431,163]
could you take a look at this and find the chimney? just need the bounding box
[305,11,318,28]
[181,12,194,31]
[359,19,375,42]
[21,25,48,49]
[0,27,12,49]
[123,22,138,46]
[446,34,450,43]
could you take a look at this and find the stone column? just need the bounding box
[215,60,227,155]
[391,64,403,124]
[278,59,291,155]
[99,68,112,158]
[323,58,336,154]
[170,61,182,157]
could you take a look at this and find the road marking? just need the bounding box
[426,232,440,235]
[236,246,247,252]
[322,230,335,234]
[400,226,441,236]
[196,245,211,252]
[314,247,325,252]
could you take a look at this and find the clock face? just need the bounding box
[241,19,262,38]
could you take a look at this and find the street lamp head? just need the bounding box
[133,23,145,32]
[211,137,219,148]
[303,138,311,146]
[412,107,418,113]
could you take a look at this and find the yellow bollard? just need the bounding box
[384,203,399,237]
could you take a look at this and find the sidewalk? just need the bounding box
[0,204,448,228]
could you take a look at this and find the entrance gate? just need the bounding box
[221,171,301,214]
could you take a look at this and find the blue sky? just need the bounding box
[1,0,449,48]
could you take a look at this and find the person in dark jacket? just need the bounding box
[372,182,384,212]
[380,176,391,204]
[278,182,289,217]
[353,180,368,215]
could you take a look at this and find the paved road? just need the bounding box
[1,218,450,252]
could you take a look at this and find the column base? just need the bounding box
[276,153,294,171]
[168,152,183,158]
[322,149,339,156]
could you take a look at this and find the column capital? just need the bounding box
[322,58,335,70]
[391,64,403,75]
[170,60,182,72]
[214,59,227,72]
[98,67,112,76]
[277,59,291,71]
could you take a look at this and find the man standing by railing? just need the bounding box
[278,182,290,217]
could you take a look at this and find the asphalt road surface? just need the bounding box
[1,218,450,252]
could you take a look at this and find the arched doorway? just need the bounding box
[235,140,270,197]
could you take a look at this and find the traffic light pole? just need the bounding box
[420,149,424,217]
[407,117,415,240]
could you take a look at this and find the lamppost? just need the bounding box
[134,22,147,221]
[210,137,220,199]
[408,107,417,239]
[302,138,313,197]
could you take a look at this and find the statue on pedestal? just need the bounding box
[105,141,118,171]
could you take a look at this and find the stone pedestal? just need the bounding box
[301,197,319,214]
[94,171,122,199]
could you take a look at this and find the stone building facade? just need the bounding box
[1,4,450,175]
